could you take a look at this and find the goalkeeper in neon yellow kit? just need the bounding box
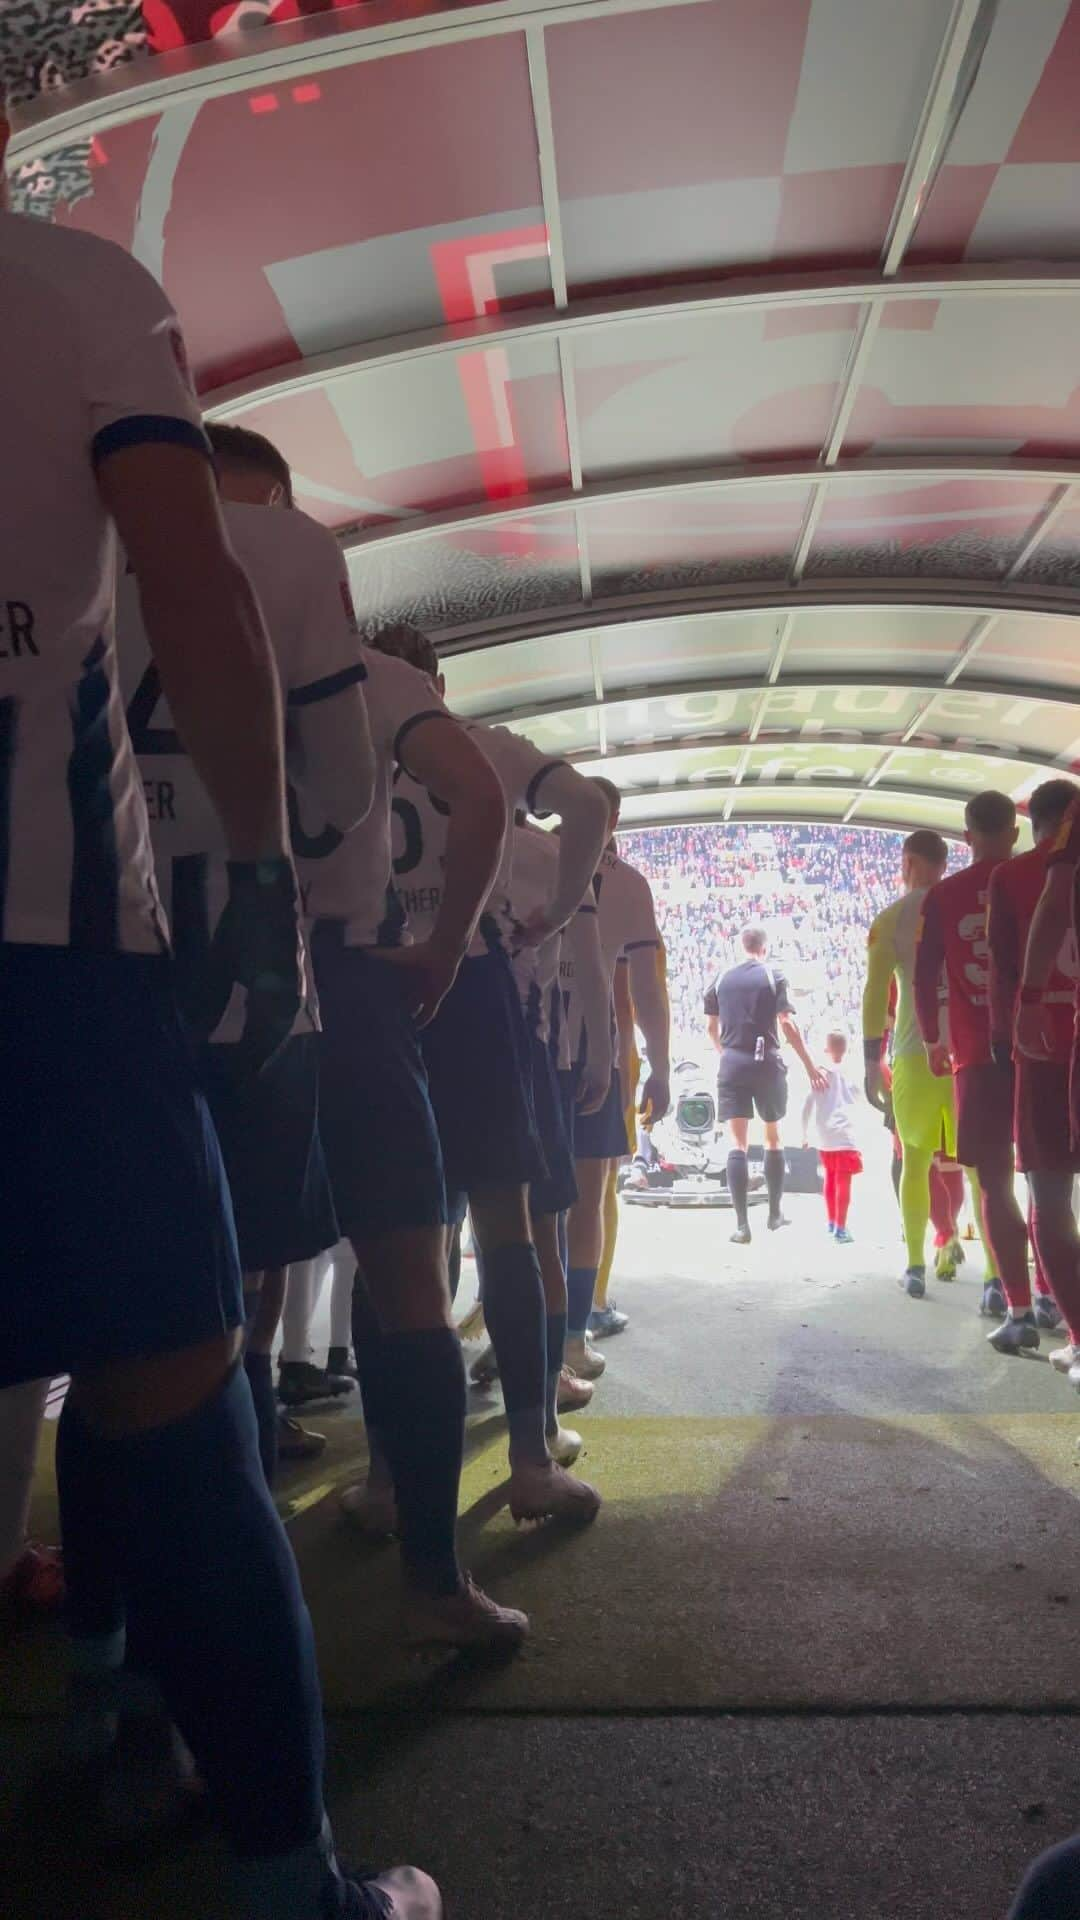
[863,830,956,1298]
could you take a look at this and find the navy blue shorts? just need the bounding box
[573,1065,629,1161]
[200,1034,338,1273]
[421,949,545,1211]
[528,1031,578,1218]
[0,946,242,1388]
[310,931,447,1242]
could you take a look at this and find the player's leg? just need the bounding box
[1028,1173,1080,1377]
[591,1060,639,1334]
[567,1154,612,1373]
[422,952,600,1527]
[10,947,424,1917]
[589,1161,625,1331]
[315,942,521,1647]
[891,1055,938,1295]
[1016,1057,1080,1377]
[525,1035,586,1463]
[725,1114,753,1243]
[0,1380,58,1621]
[326,1245,356,1375]
[820,1152,837,1231]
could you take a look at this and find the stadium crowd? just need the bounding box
[619,823,964,1051]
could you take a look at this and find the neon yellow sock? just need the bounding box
[593,1164,620,1312]
[899,1142,933,1270]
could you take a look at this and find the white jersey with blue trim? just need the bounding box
[295,646,450,948]
[390,721,563,958]
[562,844,661,1065]
[116,499,369,1038]
[509,822,596,1053]
[0,211,208,951]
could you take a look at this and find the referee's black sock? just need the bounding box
[764,1148,786,1221]
[727,1150,749,1230]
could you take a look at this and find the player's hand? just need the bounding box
[926,1042,952,1078]
[187,859,303,1077]
[379,939,461,1028]
[864,1060,887,1112]
[639,1072,670,1123]
[1014,1001,1054,1062]
[808,1063,829,1094]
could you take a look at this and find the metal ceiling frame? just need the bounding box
[339,455,1080,559]
[427,580,1080,663]
[619,803,968,838]
[465,667,1080,732]
[198,267,1080,420]
[616,774,974,817]
[6,0,719,162]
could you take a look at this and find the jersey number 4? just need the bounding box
[126,664,181,756]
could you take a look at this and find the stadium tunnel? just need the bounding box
[7,7,1080,1917]
[7,0,1080,849]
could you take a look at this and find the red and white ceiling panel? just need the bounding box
[844,292,1080,460]
[572,305,858,474]
[909,0,1080,266]
[545,0,946,291]
[237,335,569,527]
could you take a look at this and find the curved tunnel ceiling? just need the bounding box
[7,0,1080,835]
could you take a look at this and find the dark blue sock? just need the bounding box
[566,1264,598,1338]
[63,1368,325,1859]
[482,1242,548,1466]
[556,1211,569,1275]
[545,1310,567,1437]
[764,1148,786,1218]
[243,1349,278,1487]
[375,1328,466,1595]
[1009,1833,1080,1918]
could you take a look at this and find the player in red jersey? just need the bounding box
[914,791,1035,1334]
[990,779,1080,1383]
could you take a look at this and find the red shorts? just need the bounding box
[955,1061,1014,1169]
[819,1148,863,1176]
[1015,1057,1080,1174]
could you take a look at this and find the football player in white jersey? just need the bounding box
[0,92,436,1920]
[562,780,671,1376]
[291,623,530,1646]
[116,421,374,1484]
[480,818,613,1464]
[364,627,609,1525]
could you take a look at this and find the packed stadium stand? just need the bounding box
[619,823,964,1051]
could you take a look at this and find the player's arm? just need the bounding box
[100,446,287,861]
[1017,811,1079,1058]
[779,1009,828,1092]
[289,691,374,834]
[986,870,1018,1068]
[523,763,609,937]
[704,982,722,1054]
[862,910,894,1108]
[285,534,375,831]
[564,905,612,1113]
[913,887,950,1074]
[390,715,506,1023]
[627,940,670,1121]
